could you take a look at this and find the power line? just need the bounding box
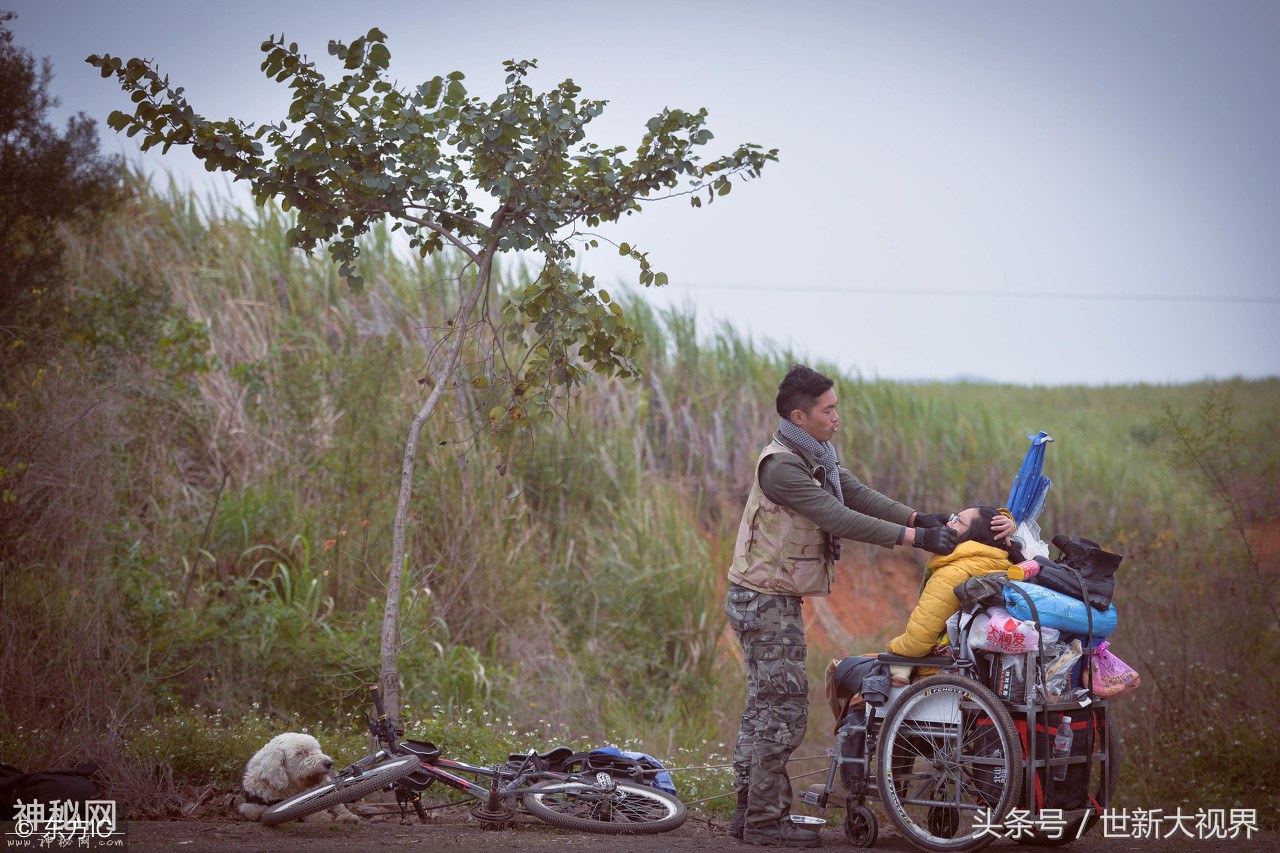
[652,283,1280,304]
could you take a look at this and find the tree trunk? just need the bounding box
[378,250,494,723]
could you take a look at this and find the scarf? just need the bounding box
[777,418,844,561]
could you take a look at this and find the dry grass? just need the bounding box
[2,179,1278,823]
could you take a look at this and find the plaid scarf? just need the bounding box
[777,418,844,562]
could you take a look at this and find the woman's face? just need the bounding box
[947,508,982,542]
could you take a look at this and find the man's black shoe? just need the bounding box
[743,819,821,848]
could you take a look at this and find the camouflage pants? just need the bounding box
[725,584,808,830]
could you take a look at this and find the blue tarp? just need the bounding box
[587,746,677,795]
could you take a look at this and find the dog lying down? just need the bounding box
[238,733,360,824]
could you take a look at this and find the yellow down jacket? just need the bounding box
[886,541,1016,658]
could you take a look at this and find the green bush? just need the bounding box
[124,705,283,788]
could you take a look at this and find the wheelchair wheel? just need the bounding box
[875,674,1023,852]
[844,802,878,847]
[1023,717,1121,846]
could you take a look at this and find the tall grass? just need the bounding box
[1,176,1277,824]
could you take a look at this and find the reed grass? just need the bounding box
[1,174,1277,823]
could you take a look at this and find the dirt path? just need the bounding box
[123,815,1279,852]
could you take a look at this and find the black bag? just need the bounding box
[1032,713,1095,810]
[0,761,98,819]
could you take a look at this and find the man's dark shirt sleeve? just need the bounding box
[759,454,913,548]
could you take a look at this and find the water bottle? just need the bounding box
[1051,715,1073,781]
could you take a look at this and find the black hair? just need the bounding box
[964,505,1025,563]
[775,364,834,419]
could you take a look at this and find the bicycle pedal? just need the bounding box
[800,790,824,807]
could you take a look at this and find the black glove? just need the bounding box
[915,512,950,528]
[913,526,957,555]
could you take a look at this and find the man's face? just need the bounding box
[792,388,839,443]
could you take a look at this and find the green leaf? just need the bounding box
[655,272,668,286]
[369,43,391,70]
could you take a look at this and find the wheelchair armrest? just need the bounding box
[876,653,955,668]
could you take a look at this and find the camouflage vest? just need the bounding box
[727,440,836,597]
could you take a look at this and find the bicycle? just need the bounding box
[260,685,688,835]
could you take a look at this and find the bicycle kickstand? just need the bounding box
[396,789,430,824]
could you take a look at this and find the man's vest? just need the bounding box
[727,440,836,597]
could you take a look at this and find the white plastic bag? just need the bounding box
[1013,520,1050,560]
[969,606,1040,654]
[1040,639,1084,703]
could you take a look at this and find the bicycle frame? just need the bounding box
[262,685,688,834]
[358,686,619,823]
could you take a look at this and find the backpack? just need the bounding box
[0,761,99,818]
[559,748,677,796]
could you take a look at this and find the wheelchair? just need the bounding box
[802,622,1119,852]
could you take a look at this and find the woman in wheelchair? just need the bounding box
[885,505,1025,684]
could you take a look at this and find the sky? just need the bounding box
[8,0,1280,386]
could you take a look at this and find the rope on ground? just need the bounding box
[667,760,831,806]
[643,753,829,775]
[676,766,831,807]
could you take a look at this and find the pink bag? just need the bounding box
[1089,640,1140,698]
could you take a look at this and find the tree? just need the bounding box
[0,11,120,337]
[89,28,776,719]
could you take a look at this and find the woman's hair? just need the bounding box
[964,505,1025,563]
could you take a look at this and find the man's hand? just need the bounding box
[992,512,1016,545]
[914,512,950,528]
[913,526,957,555]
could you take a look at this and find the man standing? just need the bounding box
[724,365,995,847]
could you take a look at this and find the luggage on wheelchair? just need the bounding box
[1029,713,1097,810]
[974,711,1098,811]
[1003,580,1118,638]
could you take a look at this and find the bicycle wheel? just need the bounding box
[523,777,687,834]
[1023,718,1121,847]
[261,754,419,826]
[876,674,1023,853]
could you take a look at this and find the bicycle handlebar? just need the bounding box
[370,683,387,718]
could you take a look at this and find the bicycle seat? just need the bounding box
[876,652,956,668]
[401,740,440,763]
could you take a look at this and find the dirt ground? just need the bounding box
[122,814,1280,853]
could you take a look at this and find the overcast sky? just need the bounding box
[9,0,1280,386]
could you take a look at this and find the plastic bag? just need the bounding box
[1089,641,1141,699]
[970,606,1040,654]
[946,611,962,647]
[1039,639,1083,703]
[1013,520,1050,560]
[996,653,1027,703]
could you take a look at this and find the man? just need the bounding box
[724,364,1010,847]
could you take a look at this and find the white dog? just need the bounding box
[238,733,360,824]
